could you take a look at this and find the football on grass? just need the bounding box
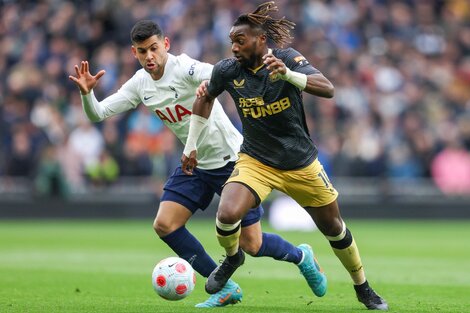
[152,257,196,301]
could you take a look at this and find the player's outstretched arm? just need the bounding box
[181,92,215,175]
[68,61,105,95]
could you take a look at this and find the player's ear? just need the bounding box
[258,33,267,45]
[131,46,137,58]
[164,37,170,51]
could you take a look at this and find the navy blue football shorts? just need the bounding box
[160,161,263,227]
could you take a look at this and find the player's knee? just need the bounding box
[321,219,346,241]
[328,218,345,236]
[216,207,243,224]
[324,223,343,237]
[153,217,173,237]
[317,217,344,237]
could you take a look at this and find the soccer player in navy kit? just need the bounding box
[182,2,388,310]
[70,19,321,308]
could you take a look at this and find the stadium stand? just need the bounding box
[1,0,469,216]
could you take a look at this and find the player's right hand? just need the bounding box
[181,150,198,175]
[263,51,287,78]
[68,61,105,95]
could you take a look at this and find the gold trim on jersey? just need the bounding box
[248,63,265,74]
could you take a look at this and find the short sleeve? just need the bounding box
[178,54,213,87]
[207,60,226,98]
[281,48,320,76]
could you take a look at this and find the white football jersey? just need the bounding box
[81,53,242,169]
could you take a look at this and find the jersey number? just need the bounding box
[318,169,331,188]
[155,104,191,123]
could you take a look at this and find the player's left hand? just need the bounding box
[263,51,287,77]
[181,150,198,175]
[196,80,209,98]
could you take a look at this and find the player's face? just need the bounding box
[132,35,169,80]
[230,25,266,68]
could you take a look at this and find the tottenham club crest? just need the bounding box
[169,86,179,98]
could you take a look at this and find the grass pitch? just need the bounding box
[0,219,469,313]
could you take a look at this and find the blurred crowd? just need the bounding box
[1,0,470,197]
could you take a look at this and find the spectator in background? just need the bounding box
[35,144,69,198]
[67,116,105,182]
[85,149,120,186]
[431,123,470,195]
[125,104,165,158]
[101,117,124,164]
[5,125,36,177]
[119,138,153,177]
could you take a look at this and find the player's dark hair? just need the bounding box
[234,1,295,47]
[130,20,164,43]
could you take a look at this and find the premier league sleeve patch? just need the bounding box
[293,56,309,66]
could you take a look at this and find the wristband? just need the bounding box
[183,114,208,157]
[280,68,307,90]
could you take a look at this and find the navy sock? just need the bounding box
[255,232,302,264]
[160,226,217,277]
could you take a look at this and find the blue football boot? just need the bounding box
[195,279,243,308]
[297,244,327,297]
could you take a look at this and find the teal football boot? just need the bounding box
[297,244,327,297]
[195,279,242,308]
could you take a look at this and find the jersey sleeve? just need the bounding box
[281,48,320,76]
[81,75,140,122]
[116,73,144,106]
[206,60,227,98]
[179,53,213,87]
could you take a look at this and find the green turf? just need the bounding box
[0,219,469,313]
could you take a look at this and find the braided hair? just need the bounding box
[233,1,296,48]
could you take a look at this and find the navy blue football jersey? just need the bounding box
[208,47,320,170]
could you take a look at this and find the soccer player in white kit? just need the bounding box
[69,20,314,307]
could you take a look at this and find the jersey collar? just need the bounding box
[248,63,265,74]
[247,48,272,74]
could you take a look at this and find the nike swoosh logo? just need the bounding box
[168,262,177,267]
[143,95,154,101]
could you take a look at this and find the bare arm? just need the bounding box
[304,74,334,98]
[193,81,215,117]
[180,89,216,175]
